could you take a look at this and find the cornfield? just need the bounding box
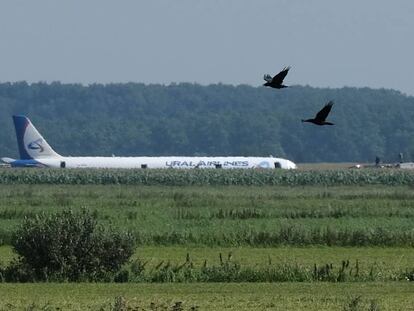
[1,168,414,186]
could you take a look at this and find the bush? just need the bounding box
[10,209,135,281]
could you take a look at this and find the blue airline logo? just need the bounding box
[28,139,44,152]
[166,160,249,167]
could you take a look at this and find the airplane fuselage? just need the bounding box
[2,115,297,170]
[7,156,296,169]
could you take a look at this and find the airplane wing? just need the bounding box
[1,157,14,164]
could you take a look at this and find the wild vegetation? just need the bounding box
[0,283,412,310]
[3,209,135,282]
[0,183,413,248]
[1,82,414,163]
[1,168,414,186]
[0,180,412,308]
[2,243,414,282]
[110,255,414,283]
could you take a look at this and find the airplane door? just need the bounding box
[60,161,66,168]
[274,162,281,169]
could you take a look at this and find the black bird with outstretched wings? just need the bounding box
[302,101,334,126]
[263,66,291,89]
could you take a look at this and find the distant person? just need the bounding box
[399,153,404,163]
[375,156,380,167]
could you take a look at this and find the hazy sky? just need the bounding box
[1,1,414,94]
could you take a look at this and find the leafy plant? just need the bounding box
[9,209,135,281]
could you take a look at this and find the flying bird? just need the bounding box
[263,66,291,89]
[302,101,335,126]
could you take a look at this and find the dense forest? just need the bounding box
[1,82,414,163]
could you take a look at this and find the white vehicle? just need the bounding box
[1,115,296,169]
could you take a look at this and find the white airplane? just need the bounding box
[1,115,296,169]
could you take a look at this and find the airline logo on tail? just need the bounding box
[28,139,45,152]
[13,115,60,160]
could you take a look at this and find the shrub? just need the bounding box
[10,209,135,281]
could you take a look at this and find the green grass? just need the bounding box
[0,246,13,263]
[0,183,413,281]
[0,182,413,307]
[0,283,412,310]
[2,245,413,282]
[0,184,414,246]
[130,246,414,270]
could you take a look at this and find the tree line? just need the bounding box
[1,81,414,163]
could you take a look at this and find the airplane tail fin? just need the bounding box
[13,115,60,159]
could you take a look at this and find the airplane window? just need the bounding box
[141,164,148,169]
[60,161,66,168]
[274,162,281,168]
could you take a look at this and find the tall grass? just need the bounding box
[0,184,413,246]
[114,254,414,283]
[131,226,414,247]
[1,251,412,283]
